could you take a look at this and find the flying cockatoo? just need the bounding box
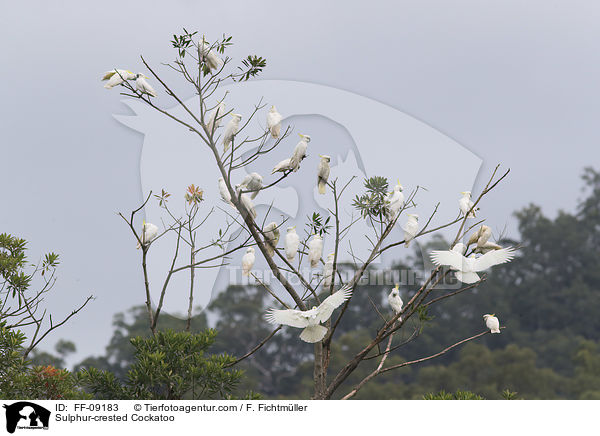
[240,193,257,219]
[483,314,501,333]
[385,181,404,221]
[266,105,282,138]
[263,222,280,257]
[242,247,255,276]
[206,101,226,133]
[308,234,324,268]
[134,73,157,97]
[322,253,335,288]
[290,134,310,172]
[317,155,331,195]
[388,284,403,318]
[430,246,516,284]
[136,221,159,249]
[240,172,263,199]
[265,285,353,343]
[200,40,224,71]
[222,114,242,152]
[459,191,477,218]
[402,214,419,247]
[284,226,300,261]
[272,158,294,174]
[102,69,135,89]
[218,177,233,206]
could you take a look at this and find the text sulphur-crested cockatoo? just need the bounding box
[459,191,477,218]
[102,69,135,89]
[402,214,419,247]
[134,73,157,97]
[240,172,263,199]
[200,40,224,72]
[317,155,331,195]
[239,193,257,220]
[206,101,226,133]
[218,177,234,207]
[241,247,255,276]
[483,314,501,333]
[388,284,404,319]
[265,285,353,343]
[308,234,324,268]
[290,134,310,172]
[222,114,242,152]
[136,221,159,249]
[284,227,300,261]
[272,158,294,174]
[430,246,516,284]
[322,253,335,288]
[385,181,404,221]
[266,105,282,138]
[263,222,280,257]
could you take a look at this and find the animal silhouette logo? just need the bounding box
[3,402,50,433]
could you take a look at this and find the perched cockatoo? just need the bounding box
[451,242,467,255]
[102,69,135,88]
[218,177,233,206]
[206,101,226,133]
[136,221,159,249]
[317,155,331,195]
[265,285,353,343]
[240,193,257,219]
[200,40,224,71]
[402,214,419,247]
[272,158,294,174]
[242,247,255,276]
[222,114,242,152]
[385,181,404,221]
[475,241,503,254]
[240,172,263,199]
[483,314,501,333]
[430,246,516,284]
[468,225,492,248]
[263,222,280,257]
[308,234,323,268]
[135,73,157,97]
[322,253,335,288]
[266,105,282,138]
[284,227,300,261]
[459,191,477,218]
[290,134,310,172]
[388,284,403,318]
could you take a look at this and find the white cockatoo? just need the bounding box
[483,314,501,333]
[284,226,300,261]
[218,177,234,206]
[222,114,242,152]
[402,214,419,247]
[290,134,310,172]
[468,225,492,248]
[317,155,331,195]
[240,193,257,219]
[430,246,516,284]
[134,73,157,97]
[241,247,255,276]
[451,242,467,255]
[136,221,159,249]
[475,241,503,254]
[308,234,324,268]
[240,172,263,199]
[272,158,294,174]
[263,222,280,257]
[206,101,226,133]
[265,285,353,343]
[200,40,224,71]
[266,105,282,138]
[102,69,135,88]
[388,284,403,318]
[322,253,335,288]
[385,181,405,221]
[459,191,477,218]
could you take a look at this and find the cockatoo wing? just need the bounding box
[472,247,516,272]
[430,250,465,271]
[265,308,311,328]
[315,285,353,323]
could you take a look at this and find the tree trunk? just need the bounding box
[313,342,327,399]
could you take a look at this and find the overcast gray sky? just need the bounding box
[2,1,599,364]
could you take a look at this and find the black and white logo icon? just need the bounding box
[3,402,50,434]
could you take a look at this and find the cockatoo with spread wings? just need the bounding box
[266,105,282,138]
[430,246,516,284]
[265,285,353,343]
